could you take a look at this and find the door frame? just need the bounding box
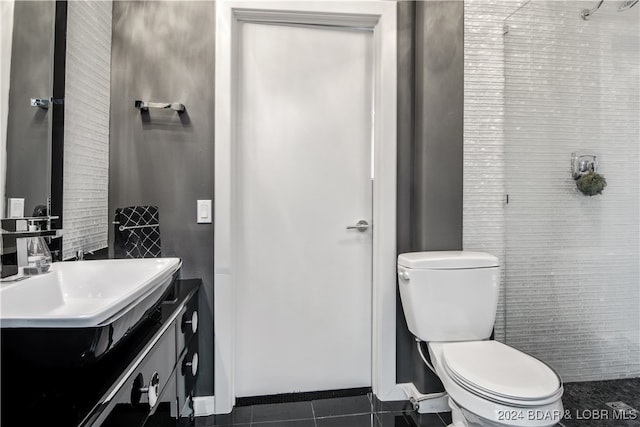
[214,1,397,413]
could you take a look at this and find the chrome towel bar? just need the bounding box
[112,221,160,232]
[134,100,185,112]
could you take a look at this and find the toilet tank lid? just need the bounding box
[397,251,499,269]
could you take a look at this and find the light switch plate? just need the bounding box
[197,200,212,223]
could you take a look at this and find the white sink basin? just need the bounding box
[0,258,182,328]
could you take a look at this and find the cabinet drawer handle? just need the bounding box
[183,310,198,334]
[184,352,199,377]
[139,372,160,407]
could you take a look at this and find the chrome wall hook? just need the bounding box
[571,153,599,179]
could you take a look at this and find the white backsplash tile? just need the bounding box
[63,1,112,260]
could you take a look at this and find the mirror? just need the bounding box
[1,1,57,221]
[2,1,108,262]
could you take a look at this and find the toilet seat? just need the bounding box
[438,341,563,407]
[427,341,564,427]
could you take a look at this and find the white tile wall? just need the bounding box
[464,0,640,382]
[463,0,519,342]
[63,1,112,260]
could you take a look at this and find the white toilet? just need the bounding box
[397,251,564,427]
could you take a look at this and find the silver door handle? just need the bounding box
[346,219,369,232]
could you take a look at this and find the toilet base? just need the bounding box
[448,398,469,427]
[448,397,541,427]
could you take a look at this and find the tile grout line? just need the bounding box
[250,401,318,425]
[373,412,384,427]
[315,411,376,419]
[367,393,379,427]
[436,412,449,426]
[251,418,315,425]
[311,400,318,427]
[370,397,379,427]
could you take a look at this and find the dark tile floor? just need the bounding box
[195,378,640,427]
[560,378,640,427]
[194,394,450,427]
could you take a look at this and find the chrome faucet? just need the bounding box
[1,218,60,279]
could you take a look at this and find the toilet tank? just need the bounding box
[397,251,500,342]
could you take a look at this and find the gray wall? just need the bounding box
[414,1,464,251]
[5,1,55,217]
[109,0,463,399]
[109,1,215,396]
[395,1,464,393]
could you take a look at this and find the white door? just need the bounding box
[235,21,374,396]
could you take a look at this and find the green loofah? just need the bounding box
[576,172,607,196]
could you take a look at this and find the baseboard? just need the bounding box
[193,395,216,417]
[236,387,371,407]
[376,383,412,401]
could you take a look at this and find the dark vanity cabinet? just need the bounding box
[88,280,201,427]
[0,279,200,427]
[176,297,200,418]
